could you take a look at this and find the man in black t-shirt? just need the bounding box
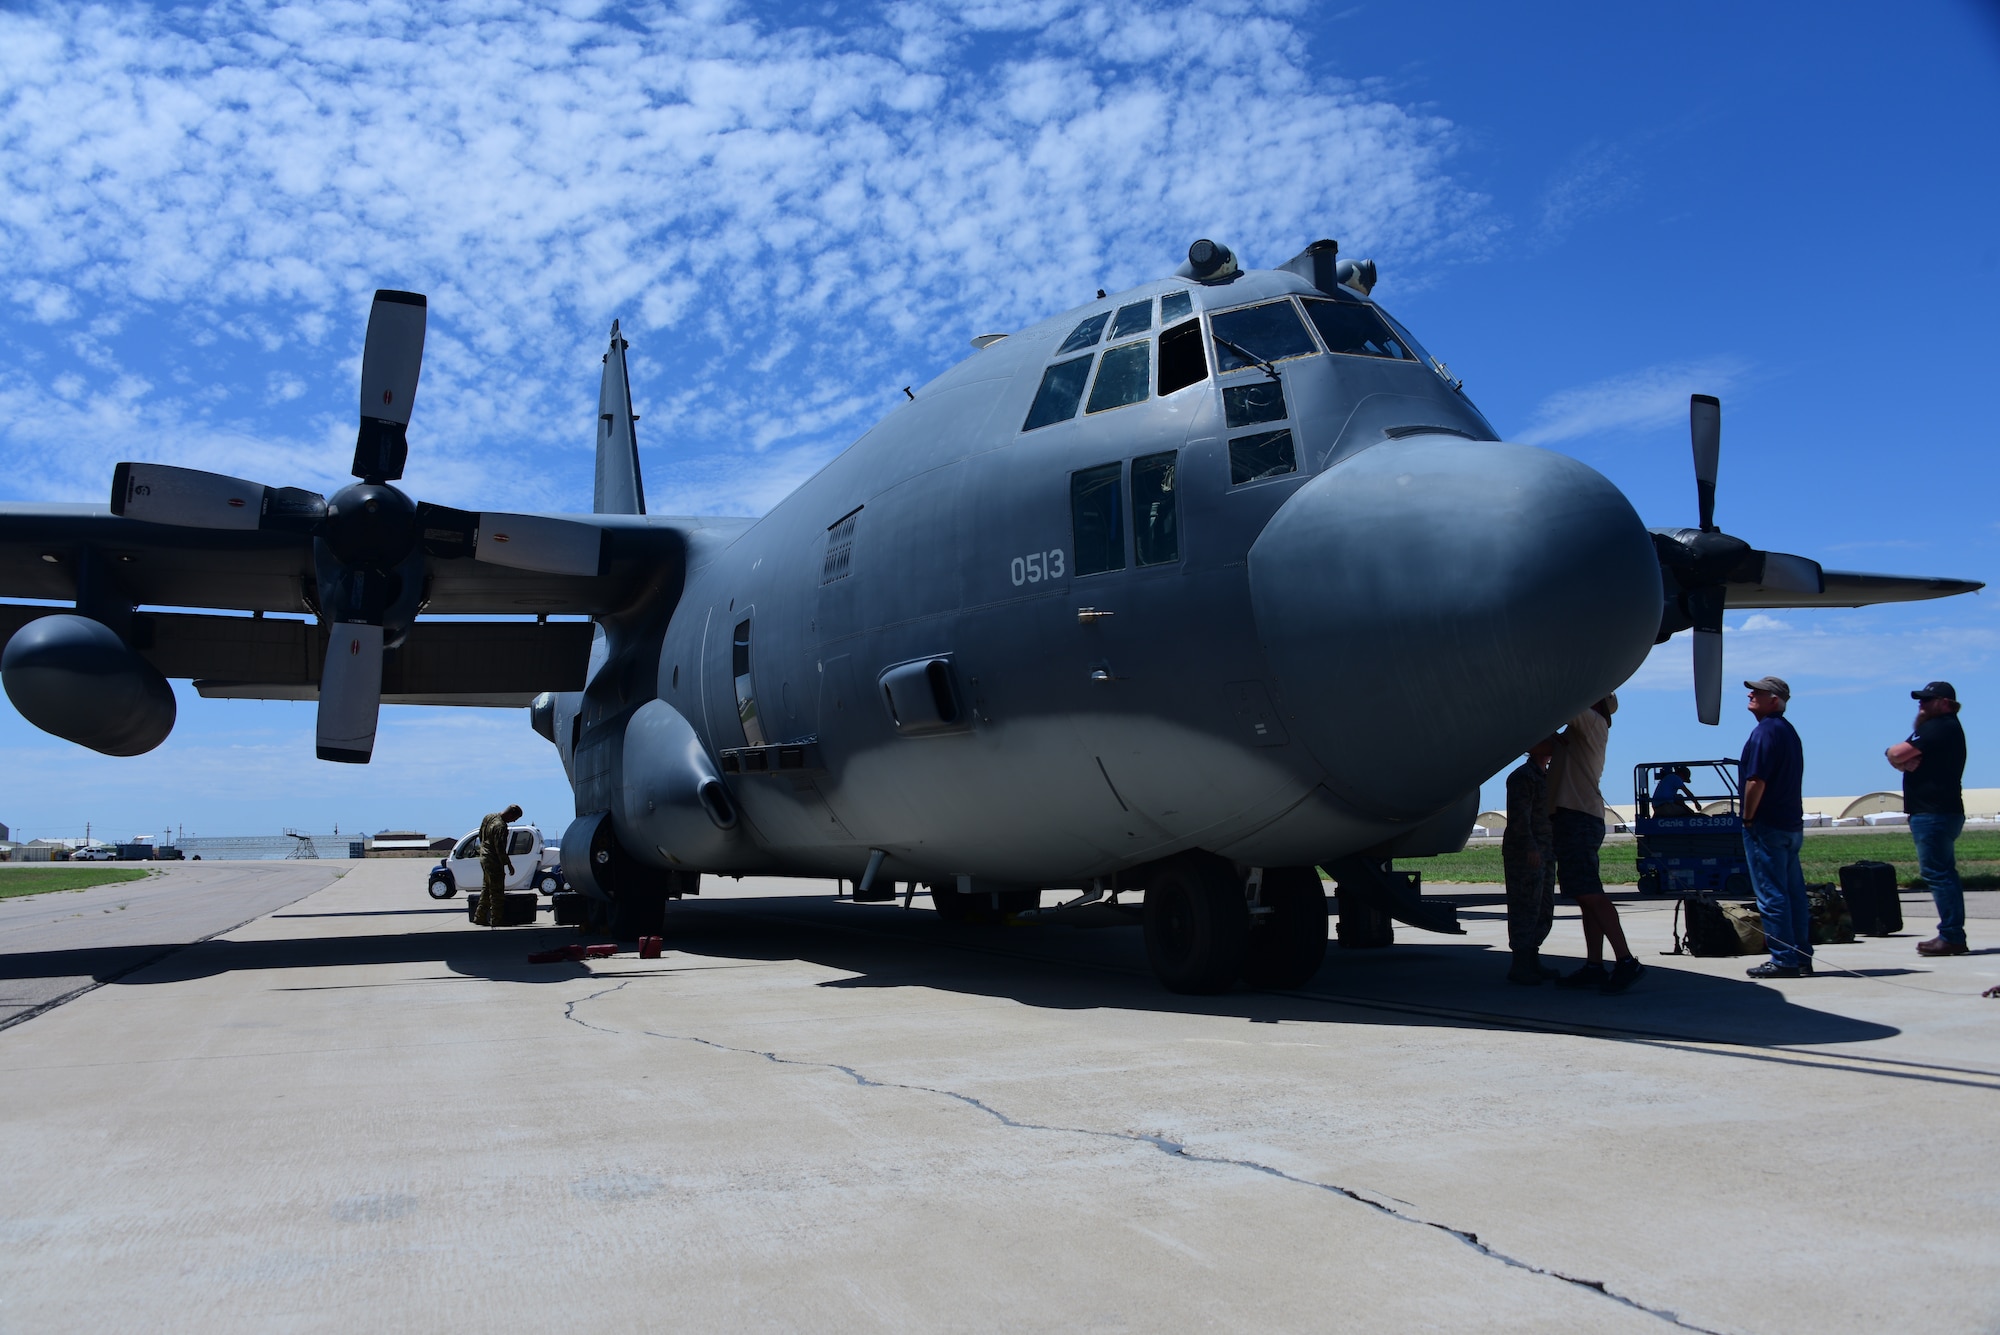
[1887,681,1968,956]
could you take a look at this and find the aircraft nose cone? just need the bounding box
[1249,436,1661,820]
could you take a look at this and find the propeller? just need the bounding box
[1650,394,1825,726]
[110,289,604,763]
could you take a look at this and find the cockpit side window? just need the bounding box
[1109,300,1151,340]
[1057,312,1110,354]
[1070,462,1125,576]
[1023,355,1093,431]
[1085,341,1150,414]
[508,829,534,855]
[1157,320,1207,396]
[1210,300,1317,370]
[1131,451,1179,567]
[1302,299,1413,361]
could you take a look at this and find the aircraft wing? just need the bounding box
[0,504,748,705]
[1726,566,1985,610]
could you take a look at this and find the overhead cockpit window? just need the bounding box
[1229,429,1297,486]
[1210,301,1317,370]
[1302,299,1414,361]
[1160,290,1193,323]
[1223,382,1286,429]
[1157,319,1207,396]
[1109,300,1151,340]
[1131,451,1179,566]
[1085,341,1150,414]
[1057,312,1111,354]
[1023,355,1093,431]
[1070,462,1125,576]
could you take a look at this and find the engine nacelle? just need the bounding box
[1,614,176,756]
[617,699,740,869]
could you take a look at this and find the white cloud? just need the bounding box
[0,0,1490,518]
[1534,138,1639,245]
[1514,357,1749,447]
[1625,615,1999,697]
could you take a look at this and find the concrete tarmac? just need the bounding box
[1,860,1996,1333]
[0,860,340,1028]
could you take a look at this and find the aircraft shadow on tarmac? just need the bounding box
[0,895,1900,1050]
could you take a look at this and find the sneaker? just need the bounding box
[1746,961,1801,979]
[1600,957,1644,994]
[1917,937,1970,957]
[1555,962,1608,989]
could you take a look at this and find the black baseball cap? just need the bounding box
[1912,681,1957,701]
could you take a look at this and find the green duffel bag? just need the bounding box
[1676,893,1765,956]
[1808,883,1855,945]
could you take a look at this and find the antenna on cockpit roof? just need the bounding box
[594,320,646,516]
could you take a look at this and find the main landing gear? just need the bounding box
[1141,852,1327,995]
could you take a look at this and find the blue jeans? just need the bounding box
[1910,812,1966,945]
[1743,823,1812,969]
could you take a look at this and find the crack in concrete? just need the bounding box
[564,980,1726,1334]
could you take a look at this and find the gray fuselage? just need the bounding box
[551,265,1663,890]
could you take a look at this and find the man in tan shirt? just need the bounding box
[1547,695,1642,994]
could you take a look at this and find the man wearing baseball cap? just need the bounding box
[1887,682,1968,956]
[1739,676,1812,978]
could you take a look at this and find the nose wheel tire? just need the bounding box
[1142,853,1249,994]
[1241,866,1328,989]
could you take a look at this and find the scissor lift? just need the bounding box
[1632,759,1752,897]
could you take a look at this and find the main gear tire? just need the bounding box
[1142,853,1250,994]
[1240,866,1328,989]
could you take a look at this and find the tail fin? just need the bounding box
[594,320,646,515]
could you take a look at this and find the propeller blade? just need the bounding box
[1690,394,1720,531]
[1687,584,1726,725]
[316,622,383,763]
[111,462,325,532]
[352,290,427,482]
[1693,629,1723,726]
[472,512,602,576]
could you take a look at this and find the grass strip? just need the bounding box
[1404,829,2000,889]
[0,867,152,898]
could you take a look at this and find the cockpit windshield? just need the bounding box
[1209,301,1317,371]
[1302,299,1414,361]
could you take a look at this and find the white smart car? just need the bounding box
[426,824,562,899]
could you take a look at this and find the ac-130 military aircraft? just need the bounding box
[0,239,1981,992]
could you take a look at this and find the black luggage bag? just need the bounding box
[1839,861,1902,936]
[466,891,539,926]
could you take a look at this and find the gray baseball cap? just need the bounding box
[1743,676,1791,700]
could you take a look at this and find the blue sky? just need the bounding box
[0,0,1994,843]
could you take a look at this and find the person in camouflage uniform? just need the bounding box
[1503,739,1558,985]
[471,803,523,927]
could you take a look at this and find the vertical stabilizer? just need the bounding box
[594,320,646,515]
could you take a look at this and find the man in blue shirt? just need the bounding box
[1887,681,1969,956]
[1739,676,1811,979]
